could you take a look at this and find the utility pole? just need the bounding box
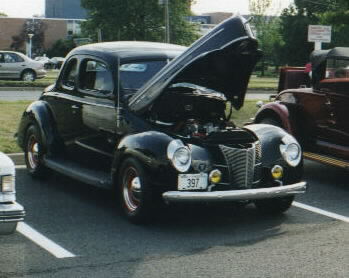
[165,0,170,43]
[159,0,170,43]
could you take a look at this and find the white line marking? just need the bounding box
[17,222,76,258]
[293,202,349,223]
[15,165,26,169]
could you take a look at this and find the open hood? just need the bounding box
[129,16,261,114]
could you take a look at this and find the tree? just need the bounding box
[81,0,199,45]
[11,19,47,56]
[46,38,76,58]
[249,0,282,75]
[277,0,349,66]
[0,12,8,17]
[318,0,349,47]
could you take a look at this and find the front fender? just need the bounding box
[244,124,290,166]
[255,102,294,134]
[17,100,60,153]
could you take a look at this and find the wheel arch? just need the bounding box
[255,103,295,135]
[17,100,62,154]
[111,131,175,188]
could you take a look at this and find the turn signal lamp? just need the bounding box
[271,165,283,180]
[1,175,15,192]
[209,169,222,184]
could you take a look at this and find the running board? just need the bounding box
[303,152,349,169]
[44,157,112,189]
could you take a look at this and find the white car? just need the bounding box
[0,152,25,234]
[0,51,47,81]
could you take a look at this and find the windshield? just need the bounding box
[120,60,167,90]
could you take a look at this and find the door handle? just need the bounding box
[71,105,80,109]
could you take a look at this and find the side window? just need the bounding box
[79,59,113,93]
[0,53,4,63]
[120,60,167,90]
[326,59,349,79]
[61,59,78,88]
[3,53,22,63]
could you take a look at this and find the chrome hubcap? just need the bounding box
[122,167,141,212]
[27,135,39,169]
[23,73,34,81]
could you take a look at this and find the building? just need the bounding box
[46,0,87,19]
[0,17,83,54]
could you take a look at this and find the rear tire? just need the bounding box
[24,124,48,178]
[119,157,155,224]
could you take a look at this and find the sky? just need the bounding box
[0,0,293,18]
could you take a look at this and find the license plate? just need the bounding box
[178,173,208,191]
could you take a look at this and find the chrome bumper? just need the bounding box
[0,202,25,223]
[162,182,307,202]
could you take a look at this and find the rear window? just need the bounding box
[326,59,349,79]
[120,60,167,90]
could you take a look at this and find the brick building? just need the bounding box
[0,17,83,54]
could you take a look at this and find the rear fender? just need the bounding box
[17,100,61,153]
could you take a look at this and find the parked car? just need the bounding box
[0,51,47,81]
[17,16,306,223]
[0,152,25,234]
[255,47,349,169]
[34,56,55,69]
[49,57,65,69]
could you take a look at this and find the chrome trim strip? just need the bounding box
[0,202,25,222]
[162,182,306,202]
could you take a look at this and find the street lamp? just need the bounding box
[28,33,34,58]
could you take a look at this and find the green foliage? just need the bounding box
[11,19,47,56]
[249,0,283,74]
[81,0,199,45]
[0,12,8,17]
[278,0,349,66]
[46,38,76,58]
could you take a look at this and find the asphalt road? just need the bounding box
[0,89,273,101]
[0,160,348,277]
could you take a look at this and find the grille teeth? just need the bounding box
[219,144,260,189]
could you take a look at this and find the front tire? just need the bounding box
[119,157,155,224]
[21,70,36,82]
[260,117,282,128]
[24,124,48,178]
[254,195,294,214]
[0,222,18,235]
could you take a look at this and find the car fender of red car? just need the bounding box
[254,101,296,136]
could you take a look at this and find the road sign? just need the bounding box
[308,25,331,43]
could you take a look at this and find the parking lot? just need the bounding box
[0,160,348,278]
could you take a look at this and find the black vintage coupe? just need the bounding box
[17,16,306,223]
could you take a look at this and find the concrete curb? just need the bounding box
[8,153,25,166]
[0,87,44,91]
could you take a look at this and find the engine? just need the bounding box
[150,83,232,138]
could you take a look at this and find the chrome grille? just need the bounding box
[219,143,260,189]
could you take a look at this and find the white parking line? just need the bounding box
[293,202,349,223]
[17,222,76,258]
[15,165,26,169]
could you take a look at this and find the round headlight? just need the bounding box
[280,136,302,167]
[167,140,191,172]
[286,143,300,161]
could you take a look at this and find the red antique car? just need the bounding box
[255,47,349,169]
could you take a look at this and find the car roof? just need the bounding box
[68,41,187,63]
